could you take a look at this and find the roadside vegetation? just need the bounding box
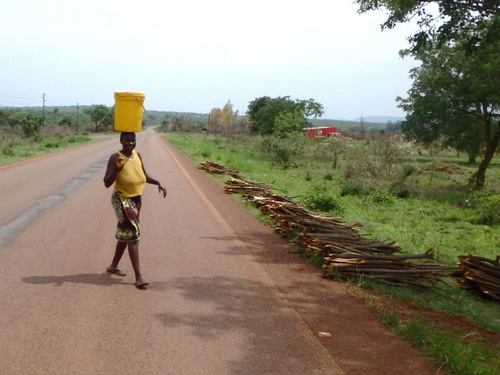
[0,106,97,166]
[166,131,499,375]
[2,3,498,373]
[0,130,93,166]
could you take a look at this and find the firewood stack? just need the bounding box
[198,161,242,179]
[200,162,456,287]
[453,255,500,301]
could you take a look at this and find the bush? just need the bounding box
[477,194,500,225]
[390,182,411,198]
[303,184,344,214]
[343,134,416,192]
[340,179,369,197]
[43,137,61,148]
[261,134,303,168]
[2,143,14,156]
[371,189,395,204]
[324,172,334,181]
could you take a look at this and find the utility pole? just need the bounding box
[42,93,46,131]
[77,103,79,130]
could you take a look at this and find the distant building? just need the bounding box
[304,126,339,138]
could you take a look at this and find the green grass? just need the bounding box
[165,131,500,375]
[0,132,93,166]
[394,317,499,375]
[167,133,499,263]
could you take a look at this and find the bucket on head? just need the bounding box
[114,92,146,132]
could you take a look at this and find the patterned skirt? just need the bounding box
[111,191,142,242]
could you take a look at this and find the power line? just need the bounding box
[0,90,42,106]
[0,92,40,107]
[0,90,40,99]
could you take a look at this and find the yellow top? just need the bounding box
[114,150,146,197]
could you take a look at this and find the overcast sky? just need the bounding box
[0,0,420,120]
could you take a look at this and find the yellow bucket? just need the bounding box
[114,92,146,132]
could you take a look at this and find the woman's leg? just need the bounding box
[128,241,148,288]
[110,241,127,268]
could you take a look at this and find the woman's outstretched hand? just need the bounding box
[158,184,167,198]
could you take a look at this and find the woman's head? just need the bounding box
[120,132,136,153]
[120,132,136,142]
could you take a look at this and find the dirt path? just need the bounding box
[0,130,440,374]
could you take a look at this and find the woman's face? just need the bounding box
[121,133,136,153]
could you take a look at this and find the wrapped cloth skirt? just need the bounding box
[111,191,142,242]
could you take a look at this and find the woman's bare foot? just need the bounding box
[134,278,149,289]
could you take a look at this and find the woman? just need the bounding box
[103,132,167,289]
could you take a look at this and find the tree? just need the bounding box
[179,117,199,132]
[357,1,499,188]
[247,96,323,135]
[220,101,238,134]
[386,120,402,133]
[83,105,113,133]
[356,0,500,51]
[22,115,43,137]
[58,115,73,127]
[273,109,309,138]
[207,108,222,133]
[359,115,366,138]
[247,96,296,135]
[167,116,182,132]
[6,110,43,137]
[398,21,500,188]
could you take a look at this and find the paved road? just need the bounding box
[0,129,439,375]
[0,130,344,375]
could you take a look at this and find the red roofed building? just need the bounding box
[304,126,339,138]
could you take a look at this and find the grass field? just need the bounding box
[165,131,500,375]
[0,132,93,166]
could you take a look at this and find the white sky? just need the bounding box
[0,0,420,120]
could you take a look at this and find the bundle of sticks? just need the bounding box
[200,162,455,287]
[224,176,454,287]
[453,255,500,301]
[225,178,274,196]
[198,161,242,179]
[323,252,454,287]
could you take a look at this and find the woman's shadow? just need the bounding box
[22,273,128,287]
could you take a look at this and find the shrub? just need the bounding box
[305,170,312,181]
[340,179,369,197]
[371,189,395,204]
[303,184,344,214]
[261,134,303,168]
[477,194,500,225]
[43,137,61,148]
[343,134,416,192]
[324,172,334,181]
[390,182,411,198]
[2,143,14,156]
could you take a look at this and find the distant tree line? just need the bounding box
[0,105,115,136]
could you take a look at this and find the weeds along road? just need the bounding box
[0,129,439,375]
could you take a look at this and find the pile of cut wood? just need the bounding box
[201,164,455,287]
[241,183,453,287]
[199,161,242,179]
[453,255,500,301]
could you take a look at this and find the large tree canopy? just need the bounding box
[246,96,323,135]
[398,19,500,188]
[83,105,113,133]
[358,0,499,188]
[356,0,500,50]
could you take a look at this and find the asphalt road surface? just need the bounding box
[0,129,439,375]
